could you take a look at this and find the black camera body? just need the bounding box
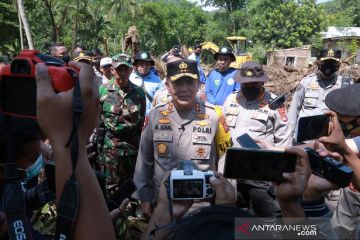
[173,48,181,57]
[305,147,353,188]
[268,94,286,110]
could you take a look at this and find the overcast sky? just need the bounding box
[190,0,332,12]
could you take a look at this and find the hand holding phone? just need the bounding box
[296,114,330,143]
[224,147,297,182]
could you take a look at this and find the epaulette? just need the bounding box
[153,101,168,110]
[204,101,216,110]
[301,73,317,84]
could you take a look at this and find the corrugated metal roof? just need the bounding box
[322,26,360,39]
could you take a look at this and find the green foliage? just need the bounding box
[248,44,268,64]
[0,0,20,56]
[1,0,357,60]
[248,0,325,49]
[321,0,360,27]
[133,0,208,55]
[349,39,358,56]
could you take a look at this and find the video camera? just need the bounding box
[172,46,181,57]
[305,148,353,188]
[0,50,78,118]
[169,160,214,200]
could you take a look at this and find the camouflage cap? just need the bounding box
[112,53,132,68]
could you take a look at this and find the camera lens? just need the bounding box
[206,188,214,195]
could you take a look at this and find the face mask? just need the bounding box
[319,63,338,77]
[92,60,100,69]
[340,118,360,137]
[59,54,71,64]
[22,155,44,181]
[242,86,262,101]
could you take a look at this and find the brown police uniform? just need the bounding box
[223,90,292,147]
[223,62,291,219]
[132,59,232,203]
[133,99,231,202]
[288,49,353,138]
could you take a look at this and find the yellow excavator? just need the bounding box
[200,36,252,68]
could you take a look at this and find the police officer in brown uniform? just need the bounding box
[223,61,292,219]
[133,59,232,215]
[288,48,352,137]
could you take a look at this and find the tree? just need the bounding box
[17,0,34,49]
[321,0,360,27]
[201,0,247,13]
[0,0,20,55]
[248,0,325,49]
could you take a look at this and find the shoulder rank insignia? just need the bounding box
[196,120,209,127]
[196,113,209,120]
[160,110,170,116]
[161,96,169,103]
[158,118,171,124]
[230,108,239,115]
[195,102,201,113]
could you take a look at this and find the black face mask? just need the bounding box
[340,118,360,137]
[319,63,339,77]
[92,60,100,69]
[242,86,262,101]
[59,54,71,64]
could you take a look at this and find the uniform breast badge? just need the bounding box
[158,118,171,124]
[157,143,167,156]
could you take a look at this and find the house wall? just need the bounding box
[323,38,360,63]
[267,49,311,68]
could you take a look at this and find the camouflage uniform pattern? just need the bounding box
[98,79,146,184]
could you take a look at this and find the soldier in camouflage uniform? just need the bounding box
[98,54,146,185]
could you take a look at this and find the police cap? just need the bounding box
[166,59,198,81]
[325,83,360,117]
[318,48,341,62]
[234,61,270,84]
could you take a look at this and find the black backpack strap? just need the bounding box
[55,73,83,240]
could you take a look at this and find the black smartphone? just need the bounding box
[296,114,330,143]
[44,160,56,192]
[305,148,353,188]
[107,179,137,210]
[236,133,261,149]
[224,147,297,182]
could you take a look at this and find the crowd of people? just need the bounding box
[0,41,360,240]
